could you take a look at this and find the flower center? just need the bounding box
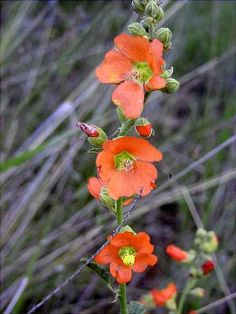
[119,246,136,266]
[132,62,153,83]
[114,151,135,171]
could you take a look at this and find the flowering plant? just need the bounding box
[75,1,218,313]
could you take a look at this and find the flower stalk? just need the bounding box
[116,199,128,314]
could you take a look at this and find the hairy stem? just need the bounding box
[116,199,128,314]
[118,119,135,137]
[177,278,196,314]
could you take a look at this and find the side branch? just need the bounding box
[27,192,142,314]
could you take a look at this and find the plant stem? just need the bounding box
[118,119,135,137]
[177,278,196,314]
[115,199,128,314]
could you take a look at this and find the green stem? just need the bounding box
[115,199,128,314]
[118,119,135,137]
[177,278,196,314]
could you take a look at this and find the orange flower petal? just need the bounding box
[87,177,105,199]
[130,232,154,253]
[129,161,158,196]
[110,231,133,247]
[95,245,119,264]
[148,39,165,75]
[110,262,132,284]
[132,253,158,272]
[96,50,133,83]
[114,33,150,62]
[96,151,116,181]
[107,171,136,199]
[102,137,163,163]
[145,75,166,92]
[166,245,189,262]
[112,81,144,119]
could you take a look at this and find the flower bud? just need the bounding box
[155,6,164,22]
[162,78,180,94]
[145,1,159,18]
[128,22,148,37]
[131,0,145,13]
[135,118,153,137]
[166,298,177,311]
[116,107,128,123]
[155,27,172,48]
[190,288,206,298]
[202,232,218,253]
[100,187,115,212]
[77,122,108,147]
[141,17,154,28]
[77,121,99,137]
[166,245,189,262]
[201,260,215,275]
[161,67,174,79]
[140,294,155,309]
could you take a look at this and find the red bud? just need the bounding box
[135,124,153,137]
[76,122,99,138]
[201,260,215,275]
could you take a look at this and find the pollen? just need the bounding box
[114,151,136,171]
[119,246,136,266]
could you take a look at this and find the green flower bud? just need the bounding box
[161,66,174,79]
[190,288,206,298]
[162,78,180,94]
[142,17,154,28]
[145,1,159,18]
[88,126,107,147]
[155,6,164,22]
[141,293,155,309]
[100,187,115,212]
[185,250,196,263]
[128,22,148,37]
[166,298,177,311]
[131,0,145,14]
[155,27,172,48]
[201,232,218,253]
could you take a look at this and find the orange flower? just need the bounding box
[166,244,189,262]
[88,177,106,199]
[94,231,158,284]
[151,283,177,306]
[87,176,133,206]
[96,33,166,119]
[96,136,162,200]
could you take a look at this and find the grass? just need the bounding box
[1,0,236,313]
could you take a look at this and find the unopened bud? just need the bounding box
[128,22,148,37]
[202,232,218,253]
[155,27,172,48]
[77,122,99,137]
[135,118,153,137]
[155,6,164,22]
[166,298,177,311]
[162,78,179,94]
[77,122,108,147]
[201,260,215,275]
[140,294,155,309]
[145,1,159,18]
[161,67,174,79]
[141,17,154,28]
[190,288,206,298]
[100,187,115,212]
[131,0,145,13]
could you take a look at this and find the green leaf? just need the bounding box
[80,259,117,295]
[128,301,146,314]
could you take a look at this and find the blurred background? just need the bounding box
[1,0,236,313]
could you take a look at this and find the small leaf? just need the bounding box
[80,259,117,295]
[128,301,146,314]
